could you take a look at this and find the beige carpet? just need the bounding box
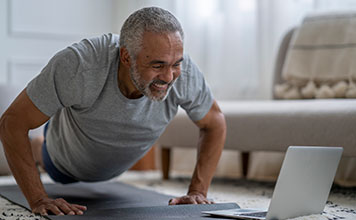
[0,171,355,220]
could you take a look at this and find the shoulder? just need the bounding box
[85,33,120,52]
[174,54,205,90]
[167,54,214,121]
[71,33,119,52]
[180,54,199,77]
[32,34,119,109]
[67,33,120,70]
[168,54,206,101]
[45,33,119,80]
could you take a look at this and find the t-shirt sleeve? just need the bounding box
[26,47,83,117]
[27,34,117,117]
[179,56,214,122]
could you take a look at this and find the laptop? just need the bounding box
[202,146,343,220]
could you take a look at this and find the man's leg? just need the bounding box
[30,136,45,169]
[29,123,78,184]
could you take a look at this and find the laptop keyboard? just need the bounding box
[240,211,267,218]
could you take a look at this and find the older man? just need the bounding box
[0,7,226,216]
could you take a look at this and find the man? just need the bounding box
[0,7,226,216]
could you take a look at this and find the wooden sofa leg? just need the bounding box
[241,152,250,178]
[161,147,171,180]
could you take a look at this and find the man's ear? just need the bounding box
[120,47,131,67]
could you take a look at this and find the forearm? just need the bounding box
[188,114,226,197]
[0,117,47,208]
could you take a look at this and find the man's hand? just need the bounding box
[32,197,87,216]
[0,90,84,216]
[168,192,214,205]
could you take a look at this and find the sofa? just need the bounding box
[158,13,356,180]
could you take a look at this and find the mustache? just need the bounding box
[151,79,170,85]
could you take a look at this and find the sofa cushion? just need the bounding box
[158,100,356,157]
[276,12,356,99]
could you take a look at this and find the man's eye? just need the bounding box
[152,65,163,69]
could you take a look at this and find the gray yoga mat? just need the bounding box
[0,181,240,219]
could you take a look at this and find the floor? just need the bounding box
[0,171,355,220]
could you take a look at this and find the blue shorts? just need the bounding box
[42,122,78,184]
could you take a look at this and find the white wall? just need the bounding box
[0,0,118,88]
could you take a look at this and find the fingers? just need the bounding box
[194,196,213,204]
[73,204,88,211]
[181,196,198,205]
[48,204,65,215]
[32,197,86,216]
[39,208,48,216]
[54,199,74,215]
[196,197,208,204]
[55,199,86,215]
[34,204,64,216]
[168,198,178,205]
[169,195,214,205]
[169,196,196,205]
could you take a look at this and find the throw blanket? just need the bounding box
[275,12,356,99]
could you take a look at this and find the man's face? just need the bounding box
[129,31,184,101]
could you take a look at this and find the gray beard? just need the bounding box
[129,63,176,102]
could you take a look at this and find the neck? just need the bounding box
[117,61,143,99]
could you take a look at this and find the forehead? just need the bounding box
[138,31,183,62]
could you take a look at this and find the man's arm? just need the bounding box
[169,100,226,204]
[0,89,86,215]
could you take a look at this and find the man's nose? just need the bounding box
[159,67,174,83]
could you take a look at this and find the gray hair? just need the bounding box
[119,7,184,59]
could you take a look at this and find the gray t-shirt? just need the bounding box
[27,33,213,182]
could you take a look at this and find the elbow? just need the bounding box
[217,112,227,140]
[211,110,226,135]
[202,111,227,140]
